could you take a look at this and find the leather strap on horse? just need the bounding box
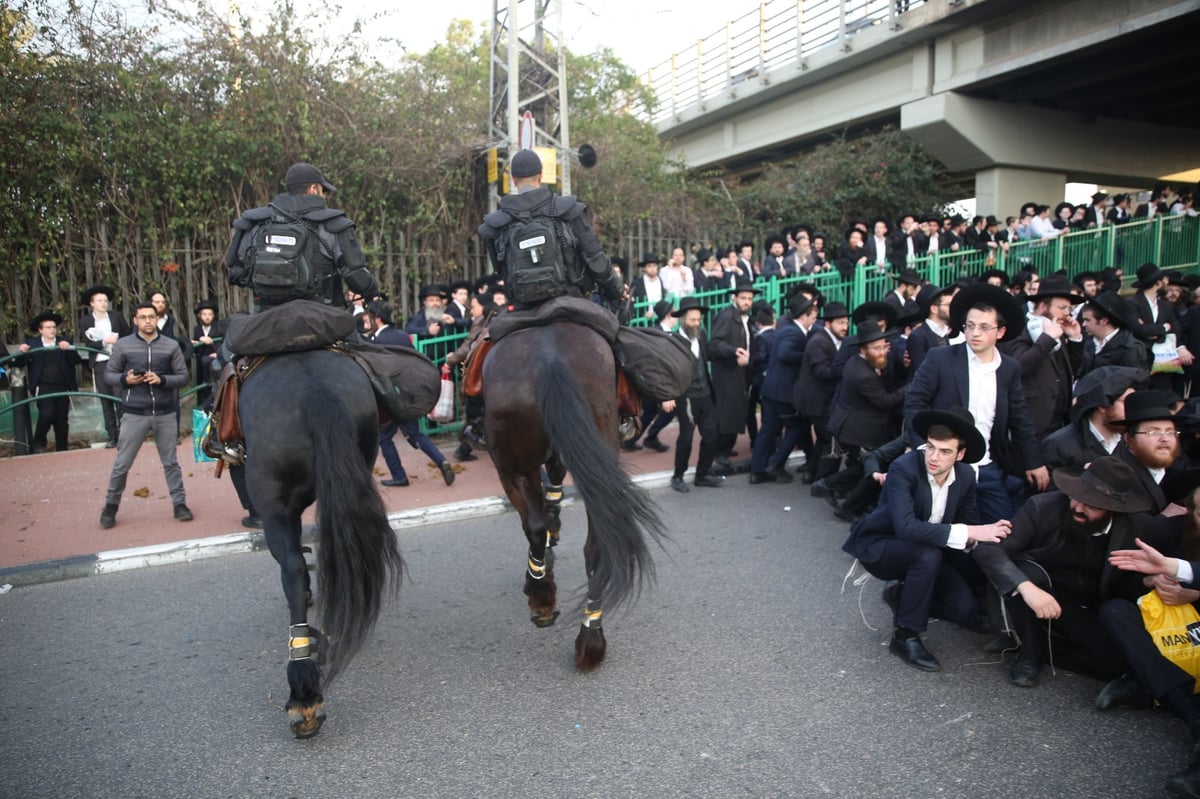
[204,356,266,465]
[463,338,493,398]
[616,368,641,419]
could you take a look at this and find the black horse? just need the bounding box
[483,322,665,669]
[239,349,402,737]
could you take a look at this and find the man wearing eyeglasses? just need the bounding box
[1110,389,1193,513]
[99,302,192,529]
[905,284,1049,523]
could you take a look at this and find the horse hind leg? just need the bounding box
[574,511,607,671]
[506,470,559,627]
[544,456,567,548]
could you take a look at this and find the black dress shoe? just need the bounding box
[621,440,644,452]
[381,477,410,487]
[748,471,777,484]
[810,479,832,498]
[1165,762,1200,798]
[439,461,456,486]
[833,502,860,522]
[241,515,263,529]
[694,474,725,488]
[799,472,814,484]
[453,447,478,462]
[1009,657,1041,687]
[670,476,690,493]
[1096,673,1153,711]
[714,455,732,469]
[643,437,670,453]
[982,632,1018,654]
[767,465,794,483]
[889,633,941,672]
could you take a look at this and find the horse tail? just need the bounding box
[305,385,403,683]
[537,356,665,611]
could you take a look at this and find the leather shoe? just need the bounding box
[889,633,941,672]
[1165,763,1200,798]
[714,455,732,469]
[453,447,478,462]
[99,504,118,529]
[439,461,456,486]
[1009,657,1041,688]
[381,477,410,487]
[1096,674,1153,711]
[799,472,814,485]
[983,632,1018,654]
[621,440,644,452]
[694,474,724,488]
[670,476,690,493]
[833,502,862,522]
[241,515,263,529]
[173,503,194,522]
[709,463,732,477]
[810,478,832,498]
[643,437,670,453]
[767,465,794,483]
[748,471,777,485]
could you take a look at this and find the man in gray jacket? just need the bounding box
[99,302,192,529]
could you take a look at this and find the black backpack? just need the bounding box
[503,200,572,305]
[248,203,331,303]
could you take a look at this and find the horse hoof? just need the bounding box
[530,609,560,628]
[574,624,606,671]
[288,704,326,739]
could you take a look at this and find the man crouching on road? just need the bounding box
[99,302,192,529]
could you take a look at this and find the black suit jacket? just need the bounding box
[1040,419,1126,471]
[20,336,81,393]
[1130,291,1177,345]
[762,322,807,404]
[843,451,980,564]
[630,275,666,304]
[905,322,948,378]
[830,353,906,449]
[1080,329,1150,375]
[904,343,1043,474]
[795,328,840,418]
[708,303,752,435]
[997,326,1082,439]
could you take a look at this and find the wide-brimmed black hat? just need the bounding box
[981,269,1009,288]
[447,280,473,294]
[1133,262,1169,288]
[1085,292,1134,329]
[694,248,715,265]
[851,301,899,329]
[764,233,787,252]
[1073,271,1100,288]
[1053,456,1152,513]
[284,162,337,194]
[1109,389,1196,430]
[729,279,762,296]
[787,293,816,318]
[193,299,219,316]
[1091,191,1109,204]
[984,215,1000,227]
[638,253,661,267]
[673,297,708,316]
[611,255,628,272]
[418,284,448,300]
[1028,275,1085,304]
[912,406,986,464]
[915,284,956,318]
[1070,366,1149,420]
[896,268,922,286]
[820,301,850,320]
[652,300,675,324]
[949,283,1025,342]
[850,323,894,347]
[81,285,115,306]
[29,311,64,333]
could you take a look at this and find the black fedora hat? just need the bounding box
[1085,292,1134,329]
[949,283,1025,343]
[1073,270,1101,288]
[787,293,816,318]
[1133,262,1169,288]
[1052,456,1153,513]
[81,285,115,306]
[1109,389,1195,430]
[729,279,762,296]
[652,300,675,324]
[638,253,661,267]
[851,300,899,329]
[418,284,448,300]
[912,406,986,464]
[763,233,787,252]
[981,269,1009,288]
[1028,275,1084,304]
[674,296,708,316]
[193,299,219,316]
[1070,366,1149,420]
[29,310,64,333]
[819,301,850,320]
[447,280,473,294]
[896,268,922,287]
[850,322,894,347]
[915,284,956,318]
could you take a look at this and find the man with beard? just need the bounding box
[796,302,849,484]
[663,298,723,492]
[1080,292,1149,375]
[1112,389,1194,513]
[973,456,1155,688]
[708,280,758,468]
[905,284,956,376]
[405,284,456,339]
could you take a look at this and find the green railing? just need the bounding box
[629,214,1200,322]
[411,329,470,436]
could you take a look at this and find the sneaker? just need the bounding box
[453,446,478,462]
[173,503,194,522]
[643,437,670,453]
[99,504,118,529]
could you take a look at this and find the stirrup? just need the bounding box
[618,415,641,444]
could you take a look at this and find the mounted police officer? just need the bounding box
[466,149,627,449]
[225,162,377,310]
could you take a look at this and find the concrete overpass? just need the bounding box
[641,0,1200,215]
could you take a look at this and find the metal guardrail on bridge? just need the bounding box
[633,0,929,124]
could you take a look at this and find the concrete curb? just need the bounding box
[0,455,791,589]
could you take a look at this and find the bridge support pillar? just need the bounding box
[974,167,1065,219]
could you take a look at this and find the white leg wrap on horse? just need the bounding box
[527,552,548,580]
[289,623,315,660]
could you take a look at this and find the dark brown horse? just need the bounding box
[483,322,665,669]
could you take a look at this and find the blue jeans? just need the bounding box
[379,420,445,481]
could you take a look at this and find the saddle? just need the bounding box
[203,357,266,466]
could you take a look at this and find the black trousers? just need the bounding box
[1001,560,1126,679]
[1099,596,1197,698]
[33,386,71,451]
[675,394,717,480]
[862,541,984,633]
[90,360,120,443]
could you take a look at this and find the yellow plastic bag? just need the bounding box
[1139,590,1200,691]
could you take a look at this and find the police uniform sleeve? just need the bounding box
[567,202,622,301]
[325,217,378,298]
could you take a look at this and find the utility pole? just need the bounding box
[488,0,572,211]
